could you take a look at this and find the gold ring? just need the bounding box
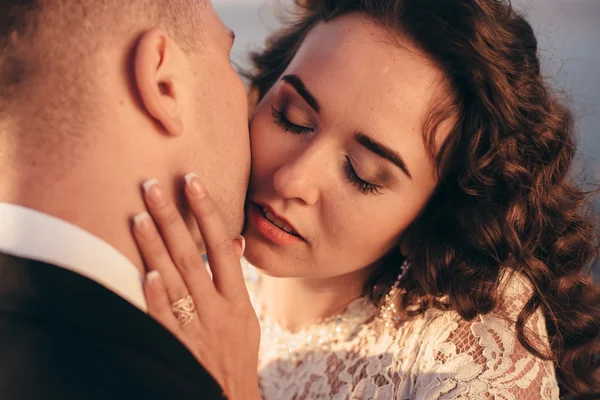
[171,295,196,327]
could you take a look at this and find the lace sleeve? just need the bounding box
[412,306,560,400]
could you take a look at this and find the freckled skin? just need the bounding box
[243,15,449,282]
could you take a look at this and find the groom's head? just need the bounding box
[0,0,250,266]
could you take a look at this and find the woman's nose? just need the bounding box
[273,148,323,206]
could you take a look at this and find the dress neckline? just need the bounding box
[242,260,378,361]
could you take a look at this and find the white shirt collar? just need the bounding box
[0,202,148,312]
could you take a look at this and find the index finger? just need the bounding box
[184,173,247,298]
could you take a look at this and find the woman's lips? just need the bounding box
[248,203,304,245]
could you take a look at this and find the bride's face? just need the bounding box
[243,14,450,279]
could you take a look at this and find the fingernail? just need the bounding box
[185,173,206,199]
[235,234,246,258]
[146,270,161,286]
[142,179,165,206]
[133,212,154,240]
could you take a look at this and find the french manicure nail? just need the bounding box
[133,212,154,240]
[146,270,161,285]
[235,234,246,257]
[142,179,165,206]
[185,173,206,199]
[142,179,159,193]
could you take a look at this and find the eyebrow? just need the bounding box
[282,75,321,113]
[354,133,412,179]
[280,74,410,179]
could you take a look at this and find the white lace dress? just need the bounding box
[243,263,560,400]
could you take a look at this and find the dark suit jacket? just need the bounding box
[0,253,226,399]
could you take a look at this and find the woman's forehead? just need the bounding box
[280,15,448,147]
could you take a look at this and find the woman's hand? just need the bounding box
[132,173,261,400]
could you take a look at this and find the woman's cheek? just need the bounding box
[249,114,273,157]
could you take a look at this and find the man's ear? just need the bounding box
[134,28,185,137]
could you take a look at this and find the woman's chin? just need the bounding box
[243,236,304,278]
[243,244,286,277]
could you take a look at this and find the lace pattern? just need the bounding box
[244,262,559,400]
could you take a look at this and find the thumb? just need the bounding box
[234,235,246,259]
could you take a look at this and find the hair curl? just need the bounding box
[245,0,600,397]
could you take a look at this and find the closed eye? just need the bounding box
[343,156,383,195]
[271,106,314,135]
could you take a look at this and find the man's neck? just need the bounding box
[0,145,147,274]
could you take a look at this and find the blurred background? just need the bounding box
[214,0,600,278]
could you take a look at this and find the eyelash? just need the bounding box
[271,105,383,196]
[344,157,383,195]
[271,106,314,135]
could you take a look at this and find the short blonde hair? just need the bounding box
[0,0,205,108]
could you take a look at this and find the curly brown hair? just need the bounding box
[245,0,600,397]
